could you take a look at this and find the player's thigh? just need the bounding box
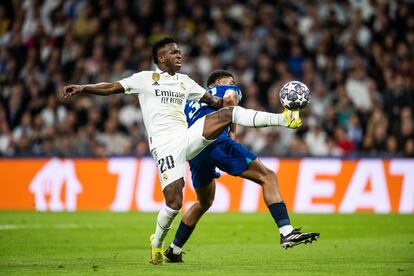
[186,116,214,160]
[211,138,257,176]
[151,136,186,191]
[189,149,220,189]
[194,180,216,208]
[202,107,234,140]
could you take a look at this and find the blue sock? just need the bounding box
[267,202,291,228]
[173,221,195,248]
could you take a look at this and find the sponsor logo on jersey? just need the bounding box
[155,89,185,105]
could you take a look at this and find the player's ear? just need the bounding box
[157,48,165,64]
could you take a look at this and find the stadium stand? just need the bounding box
[0,0,413,157]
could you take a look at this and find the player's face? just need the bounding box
[158,43,182,72]
[214,76,235,86]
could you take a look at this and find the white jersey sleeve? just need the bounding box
[186,76,206,102]
[119,72,145,94]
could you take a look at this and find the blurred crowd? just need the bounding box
[0,0,413,157]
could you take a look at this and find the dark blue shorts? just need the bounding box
[189,137,257,188]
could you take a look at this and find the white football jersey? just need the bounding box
[119,68,206,142]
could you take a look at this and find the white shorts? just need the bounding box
[149,117,213,189]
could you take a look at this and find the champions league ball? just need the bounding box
[279,81,311,110]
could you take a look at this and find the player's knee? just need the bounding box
[166,198,182,210]
[261,168,278,186]
[163,180,184,210]
[199,197,214,211]
[165,190,183,209]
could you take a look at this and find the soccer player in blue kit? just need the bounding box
[164,70,320,262]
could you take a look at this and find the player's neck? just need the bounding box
[158,65,176,76]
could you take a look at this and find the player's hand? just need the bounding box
[62,85,83,99]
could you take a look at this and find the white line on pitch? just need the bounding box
[0,224,95,230]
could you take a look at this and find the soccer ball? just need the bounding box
[279,81,311,110]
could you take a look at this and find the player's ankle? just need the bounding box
[279,225,294,236]
[171,243,182,254]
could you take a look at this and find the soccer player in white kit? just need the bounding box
[62,37,302,265]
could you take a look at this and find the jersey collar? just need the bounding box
[155,66,179,80]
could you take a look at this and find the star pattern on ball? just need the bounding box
[279,81,311,110]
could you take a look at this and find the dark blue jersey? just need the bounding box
[185,85,242,139]
[185,85,255,188]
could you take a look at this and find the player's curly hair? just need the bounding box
[207,70,234,87]
[152,37,177,64]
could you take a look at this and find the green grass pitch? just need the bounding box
[0,212,413,275]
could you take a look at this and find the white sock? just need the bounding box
[279,225,294,236]
[152,206,179,248]
[170,243,182,254]
[232,106,288,127]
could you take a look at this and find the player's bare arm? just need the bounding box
[223,90,238,139]
[199,92,223,110]
[62,82,124,99]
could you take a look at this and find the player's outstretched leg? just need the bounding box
[232,106,302,129]
[164,182,215,262]
[239,159,320,249]
[202,106,301,140]
[150,179,184,264]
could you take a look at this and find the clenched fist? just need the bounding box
[62,85,83,99]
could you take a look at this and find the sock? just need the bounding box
[171,221,196,254]
[232,106,288,127]
[171,243,182,255]
[152,206,179,248]
[279,225,294,236]
[268,202,294,236]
